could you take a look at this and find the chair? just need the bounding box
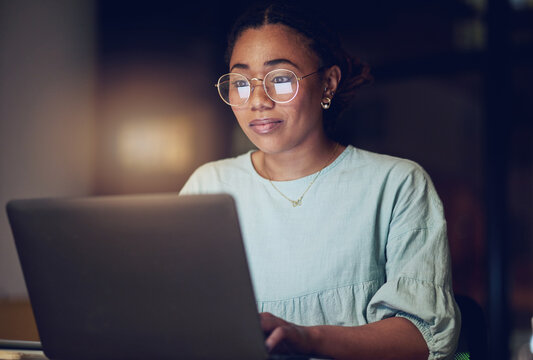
[453,295,488,360]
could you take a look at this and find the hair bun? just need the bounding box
[335,55,373,111]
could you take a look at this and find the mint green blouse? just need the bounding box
[179,145,460,359]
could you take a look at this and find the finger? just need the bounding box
[260,312,286,332]
[265,326,289,353]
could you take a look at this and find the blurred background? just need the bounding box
[0,0,531,358]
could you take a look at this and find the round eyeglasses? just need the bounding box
[215,68,322,107]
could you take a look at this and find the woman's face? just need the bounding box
[229,24,326,155]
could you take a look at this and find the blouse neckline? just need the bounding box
[245,145,353,184]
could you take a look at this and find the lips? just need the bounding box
[249,118,283,134]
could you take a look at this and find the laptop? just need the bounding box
[6,194,309,360]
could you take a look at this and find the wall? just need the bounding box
[0,0,96,299]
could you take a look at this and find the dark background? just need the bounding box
[1,0,531,359]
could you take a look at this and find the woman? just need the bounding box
[180,3,460,359]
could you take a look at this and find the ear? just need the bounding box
[323,65,341,97]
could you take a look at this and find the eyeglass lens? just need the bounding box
[217,69,299,106]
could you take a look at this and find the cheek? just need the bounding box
[294,86,322,112]
[231,107,249,127]
[299,80,323,106]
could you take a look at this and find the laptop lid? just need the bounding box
[6,193,268,360]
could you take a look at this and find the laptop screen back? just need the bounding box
[7,194,267,360]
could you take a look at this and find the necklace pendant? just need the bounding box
[291,199,302,207]
[266,142,339,209]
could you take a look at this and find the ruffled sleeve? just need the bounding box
[366,163,461,359]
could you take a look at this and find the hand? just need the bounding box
[260,312,314,355]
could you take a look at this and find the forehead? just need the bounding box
[229,24,319,71]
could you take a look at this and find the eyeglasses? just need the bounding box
[215,68,322,107]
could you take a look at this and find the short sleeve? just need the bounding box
[179,168,202,195]
[366,164,461,359]
[179,163,222,195]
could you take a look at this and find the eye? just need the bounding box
[232,80,249,88]
[271,75,292,84]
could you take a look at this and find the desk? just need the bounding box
[0,350,322,360]
[0,340,46,360]
[0,350,47,360]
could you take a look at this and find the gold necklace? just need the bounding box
[264,143,339,207]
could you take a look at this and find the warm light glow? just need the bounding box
[117,119,193,172]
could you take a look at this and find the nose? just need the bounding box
[249,79,274,111]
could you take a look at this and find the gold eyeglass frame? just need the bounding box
[214,68,323,107]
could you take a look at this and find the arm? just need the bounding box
[261,312,428,360]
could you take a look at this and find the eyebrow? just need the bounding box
[230,58,300,72]
[265,58,300,69]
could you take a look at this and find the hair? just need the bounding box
[225,1,373,137]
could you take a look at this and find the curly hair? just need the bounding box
[225,1,373,137]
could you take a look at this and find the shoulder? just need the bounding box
[343,146,430,185]
[179,151,254,195]
[341,147,441,216]
[191,151,253,181]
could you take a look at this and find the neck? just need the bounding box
[253,136,343,181]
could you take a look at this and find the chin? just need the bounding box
[243,133,274,153]
[241,126,300,155]
[254,141,294,156]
